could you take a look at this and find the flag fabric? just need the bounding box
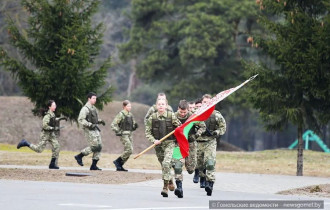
[174,75,258,158]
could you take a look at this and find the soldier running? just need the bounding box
[17,100,62,169]
[111,100,138,172]
[74,92,106,170]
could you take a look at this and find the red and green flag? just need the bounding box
[174,75,258,158]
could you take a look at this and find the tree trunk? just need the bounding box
[296,123,304,176]
[127,59,137,97]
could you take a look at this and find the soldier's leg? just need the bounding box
[120,134,133,164]
[49,134,60,159]
[162,141,175,181]
[204,139,217,196]
[90,131,102,170]
[185,141,197,174]
[80,131,94,156]
[193,141,203,183]
[29,133,48,153]
[91,131,102,160]
[174,158,184,198]
[173,159,183,181]
[155,145,165,166]
[161,141,175,197]
[197,141,207,188]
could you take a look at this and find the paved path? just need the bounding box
[1,164,329,194]
[1,165,330,210]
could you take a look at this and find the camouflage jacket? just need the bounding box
[145,111,181,143]
[78,102,102,130]
[144,104,173,125]
[197,110,226,141]
[111,110,137,134]
[42,110,56,131]
[174,111,206,140]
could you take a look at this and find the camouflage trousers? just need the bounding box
[81,129,102,160]
[171,141,197,181]
[172,158,184,181]
[119,134,133,164]
[154,140,175,181]
[196,139,217,182]
[185,141,197,174]
[30,131,60,158]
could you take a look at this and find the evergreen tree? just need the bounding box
[119,0,258,101]
[244,0,330,175]
[0,0,113,120]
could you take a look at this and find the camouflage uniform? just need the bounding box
[111,110,138,164]
[196,110,226,182]
[78,102,103,160]
[173,111,206,180]
[29,110,60,158]
[144,104,173,125]
[145,111,181,181]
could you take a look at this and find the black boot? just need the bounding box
[49,158,59,169]
[90,159,102,170]
[174,180,183,198]
[17,139,30,149]
[119,157,128,171]
[74,153,84,166]
[200,177,206,188]
[205,181,214,196]
[113,157,127,171]
[193,169,199,183]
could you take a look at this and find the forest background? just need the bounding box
[1,0,329,152]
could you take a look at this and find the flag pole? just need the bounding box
[134,111,206,159]
[134,74,258,159]
[134,130,175,159]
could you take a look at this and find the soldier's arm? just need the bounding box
[78,107,92,128]
[132,114,138,130]
[144,106,154,125]
[42,114,53,131]
[171,112,181,128]
[215,112,226,136]
[110,113,122,133]
[145,116,156,143]
[195,121,206,136]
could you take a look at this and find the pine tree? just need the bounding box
[0,0,113,120]
[119,0,258,101]
[244,0,330,175]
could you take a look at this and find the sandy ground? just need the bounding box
[0,168,161,185]
[279,184,330,198]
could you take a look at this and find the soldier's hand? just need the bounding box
[191,133,200,140]
[154,140,161,145]
[133,123,138,130]
[98,119,106,126]
[90,124,97,129]
[54,127,60,131]
[212,130,220,137]
[115,131,122,136]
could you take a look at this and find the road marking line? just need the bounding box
[58,203,112,208]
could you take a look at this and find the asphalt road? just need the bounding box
[1,179,330,210]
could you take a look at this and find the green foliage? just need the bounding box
[120,0,258,101]
[244,0,330,132]
[0,0,113,121]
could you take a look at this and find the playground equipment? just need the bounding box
[288,130,330,153]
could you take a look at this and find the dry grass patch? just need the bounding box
[1,144,329,177]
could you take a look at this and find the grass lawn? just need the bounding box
[1,143,329,177]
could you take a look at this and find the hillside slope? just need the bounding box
[0,97,152,154]
[0,96,242,153]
